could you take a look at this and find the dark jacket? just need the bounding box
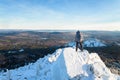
[75,31,81,42]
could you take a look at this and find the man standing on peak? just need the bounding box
[75,30,83,52]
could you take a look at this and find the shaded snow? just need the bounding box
[0,47,119,80]
[66,38,106,47]
[19,49,24,52]
[83,38,106,47]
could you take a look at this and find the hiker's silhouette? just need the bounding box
[75,31,83,51]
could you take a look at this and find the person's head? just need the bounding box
[77,30,80,34]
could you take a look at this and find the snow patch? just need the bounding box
[66,38,106,47]
[83,38,106,47]
[19,49,24,52]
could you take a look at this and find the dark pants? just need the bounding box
[76,42,83,51]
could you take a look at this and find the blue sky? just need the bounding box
[0,0,120,30]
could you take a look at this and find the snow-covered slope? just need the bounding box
[83,38,106,47]
[66,38,106,47]
[0,47,119,80]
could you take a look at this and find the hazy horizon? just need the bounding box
[0,28,120,31]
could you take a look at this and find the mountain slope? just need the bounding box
[0,47,119,80]
[66,38,106,47]
[83,38,106,47]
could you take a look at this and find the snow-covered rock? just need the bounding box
[0,47,119,80]
[66,38,106,47]
[19,49,24,52]
[83,38,106,47]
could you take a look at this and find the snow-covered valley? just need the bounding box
[0,47,120,80]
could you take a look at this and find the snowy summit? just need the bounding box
[0,47,119,80]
